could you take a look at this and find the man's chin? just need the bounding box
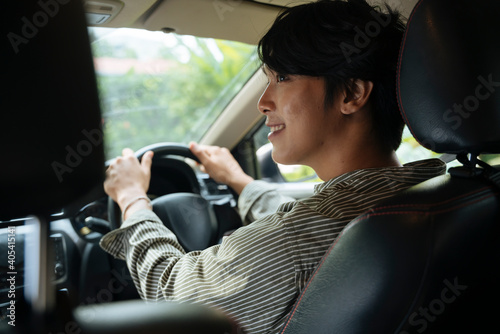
[271,149,294,166]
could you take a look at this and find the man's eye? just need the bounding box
[276,74,287,83]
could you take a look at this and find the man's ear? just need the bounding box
[341,80,374,115]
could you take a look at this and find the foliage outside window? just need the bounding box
[89,28,259,159]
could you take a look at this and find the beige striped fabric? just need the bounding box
[100,158,446,333]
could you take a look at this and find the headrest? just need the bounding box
[0,0,104,220]
[398,0,500,155]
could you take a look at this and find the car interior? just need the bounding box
[1,0,499,333]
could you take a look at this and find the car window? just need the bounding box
[89,27,259,159]
[482,154,500,165]
[396,126,441,163]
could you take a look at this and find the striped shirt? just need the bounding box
[100,158,446,334]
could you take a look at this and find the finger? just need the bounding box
[122,148,134,157]
[190,142,206,155]
[141,151,154,170]
[190,142,211,164]
[190,142,214,155]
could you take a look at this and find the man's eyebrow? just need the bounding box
[261,65,276,77]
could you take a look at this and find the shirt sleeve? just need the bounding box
[99,208,298,334]
[238,180,295,225]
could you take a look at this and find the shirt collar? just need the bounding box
[313,158,446,194]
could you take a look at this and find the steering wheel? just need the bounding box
[107,143,219,252]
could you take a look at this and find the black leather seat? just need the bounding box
[279,0,500,333]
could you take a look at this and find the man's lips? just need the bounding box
[267,123,285,139]
[269,124,285,132]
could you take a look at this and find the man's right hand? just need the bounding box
[189,142,254,195]
[104,148,154,220]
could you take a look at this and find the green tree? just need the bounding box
[91,32,258,159]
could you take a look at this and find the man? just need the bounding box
[101,1,446,333]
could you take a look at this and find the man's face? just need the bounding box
[258,68,347,170]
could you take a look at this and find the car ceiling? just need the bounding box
[85,0,418,45]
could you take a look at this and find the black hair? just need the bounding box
[258,0,406,151]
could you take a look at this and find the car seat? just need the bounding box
[278,0,500,333]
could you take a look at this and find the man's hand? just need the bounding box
[190,142,253,195]
[104,148,154,216]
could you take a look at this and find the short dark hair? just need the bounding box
[258,0,406,151]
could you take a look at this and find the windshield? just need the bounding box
[89,28,259,159]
